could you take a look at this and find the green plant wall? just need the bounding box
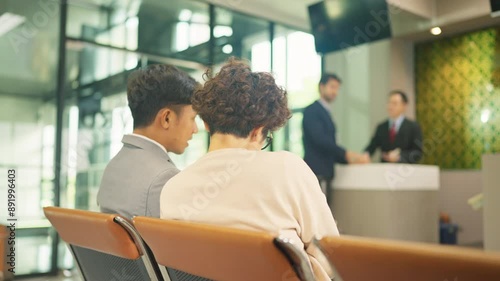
[416,28,500,169]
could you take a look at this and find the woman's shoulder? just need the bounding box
[265,151,313,172]
[271,150,303,161]
[264,151,318,193]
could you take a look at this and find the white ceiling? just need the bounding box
[0,0,497,98]
[203,0,319,29]
[0,0,60,98]
[204,0,495,32]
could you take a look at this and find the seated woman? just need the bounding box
[160,58,339,280]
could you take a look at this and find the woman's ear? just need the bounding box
[250,126,265,141]
[159,108,172,130]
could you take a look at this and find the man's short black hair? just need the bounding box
[127,64,198,129]
[390,90,409,104]
[319,73,342,86]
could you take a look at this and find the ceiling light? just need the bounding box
[0,13,26,37]
[325,1,342,19]
[179,9,192,22]
[430,27,441,35]
[481,109,491,124]
[222,44,233,54]
[214,26,233,38]
[126,17,138,28]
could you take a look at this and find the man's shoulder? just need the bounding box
[99,150,178,201]
[403,118,420,128]
[116,142,171,164]
[303,100,319,111]
[379,119,390,126]
[303,101,323,120]
[376,119,389,130]
[103,146,176,181]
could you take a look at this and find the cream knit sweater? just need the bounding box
[161,148,339,280]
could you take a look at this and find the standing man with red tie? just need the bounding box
[364,90,423,163]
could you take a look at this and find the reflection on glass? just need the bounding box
[61,43,209,214]
[137,0,210,64]
[67,0,140,49]
[0,0,322,277]
[67,0,212,63]
[272,26,321,155]
[213,7,270,72]
[251,41,271,72]
[289,112,305,156]
[15,236,53,275]
[0,0,59,276]
[274,27,321,109]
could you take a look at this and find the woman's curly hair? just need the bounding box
[192,57,291,138]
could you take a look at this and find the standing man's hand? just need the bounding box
[358,152,371,164]
[382,149,401,163]
[346,151,371,164]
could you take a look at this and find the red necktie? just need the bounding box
[389,123,396,143]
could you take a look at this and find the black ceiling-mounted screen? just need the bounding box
[491,0,500,17]
[308,0,392,54]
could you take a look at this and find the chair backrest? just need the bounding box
[133,216,314,281]
[317,235,500,281]
[1,225,12,281]
[43,207,162,281]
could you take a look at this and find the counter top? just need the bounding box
[333,163,440,191]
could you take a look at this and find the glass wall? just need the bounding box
[213,7,271,72]
[0,0,60,275]
[272,25,322,155]
[0,0,321,277]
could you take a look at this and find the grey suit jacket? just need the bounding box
[97,134,179,219]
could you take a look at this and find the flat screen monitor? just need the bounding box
[491,0,500,17]
[308,0,392,54]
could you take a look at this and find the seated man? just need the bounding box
[97,64,199,219]
[160,58,339,281]
[364,90,423,163]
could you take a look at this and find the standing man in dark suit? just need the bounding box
[303,74,367,206]
[364,90,423,163]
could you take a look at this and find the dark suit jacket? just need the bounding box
[365,118,423,163]
[302,100,347,179]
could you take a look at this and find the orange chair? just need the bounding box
[1,225,14,281]
[43,207,163,281]
[315,235,500,281]
[133,216,315,281]
[0,225,5,280]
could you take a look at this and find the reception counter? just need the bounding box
[483,154,500,252]
[331,164,440,243]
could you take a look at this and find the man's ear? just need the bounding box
[318,84,324,94]
[158,108,173,130]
